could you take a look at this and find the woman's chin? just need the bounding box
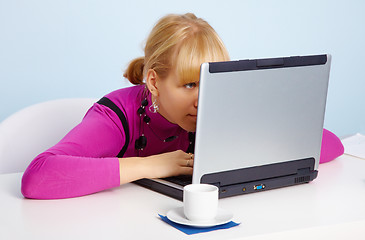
[180,122,196,133]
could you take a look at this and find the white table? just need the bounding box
[1,155,364,240]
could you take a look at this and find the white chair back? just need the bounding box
[0,98,97,174]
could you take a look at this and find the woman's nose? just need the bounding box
[194,89,199,108]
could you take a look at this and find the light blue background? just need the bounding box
[1,0,364,136]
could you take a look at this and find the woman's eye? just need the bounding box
[184,83,197,89]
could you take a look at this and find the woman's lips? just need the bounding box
[188,114,197,120]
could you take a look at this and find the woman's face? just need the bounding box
[154,69,199,132]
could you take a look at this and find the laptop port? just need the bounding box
[253,184,265,190]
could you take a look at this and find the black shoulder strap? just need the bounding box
[187,132,195,154]
[97,97,130,158]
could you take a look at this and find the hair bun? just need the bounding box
[124,57,145,85]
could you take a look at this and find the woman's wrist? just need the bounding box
[118,157,147,185]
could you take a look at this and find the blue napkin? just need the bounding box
[158,214,240,235]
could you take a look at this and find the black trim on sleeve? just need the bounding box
[97,97,130,158]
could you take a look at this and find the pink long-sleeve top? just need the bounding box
[21,85,344,200]
[21,85,191,199]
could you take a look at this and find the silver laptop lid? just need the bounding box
[192,54,331,184]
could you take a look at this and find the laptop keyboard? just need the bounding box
[162,175,192,186]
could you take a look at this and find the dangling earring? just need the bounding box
[149,99,159,113]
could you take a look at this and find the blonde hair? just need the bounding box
[124,13,230,85]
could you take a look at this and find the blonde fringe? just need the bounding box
[124,13,229,85]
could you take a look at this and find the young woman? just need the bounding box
[21,13,344,200]
[21,13,230,199]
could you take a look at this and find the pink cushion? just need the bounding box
[320,129,344,164]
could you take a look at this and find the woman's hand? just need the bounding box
[143,150,194,178]
[118,150,194,185]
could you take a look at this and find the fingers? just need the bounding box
[185,159,194,168]
[150,150,195,177]
[181,153,194,175]
[178,152,194,167]
[172,152,194,176]
[185,153,194,167]
[179,166,194,175]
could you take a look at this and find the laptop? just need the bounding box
[134,54,331,200]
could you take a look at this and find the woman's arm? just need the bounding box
[21,153,120,199]
[21,103,194,199]
[21,103,126,199]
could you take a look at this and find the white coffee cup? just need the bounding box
[183,184,219,222]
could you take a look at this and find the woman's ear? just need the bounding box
[146,69,159,97]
